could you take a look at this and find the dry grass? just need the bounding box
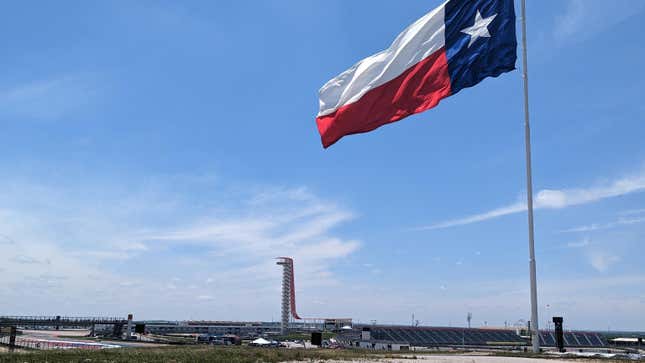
[0,345,421,363]
[0,346,640,363]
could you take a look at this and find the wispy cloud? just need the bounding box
[588,251,621,273]
[553,0,645,45]
[10,255,50,265]
[145,188,358,268]
[564,239,622,273]
[566,238,590,249]
[0,74,100,120]
[0,174,359,319]
[417,202,525,230]
[560,216,645,233]
[619,208,645,216]
[416,168,645,230]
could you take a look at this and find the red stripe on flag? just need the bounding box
[316,48,452,148]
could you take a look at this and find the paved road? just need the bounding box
[286,355,613,363]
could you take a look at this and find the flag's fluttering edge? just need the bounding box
[316,0,517,148]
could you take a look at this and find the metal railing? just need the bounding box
[0,335,120,350]
[0,316,126,326]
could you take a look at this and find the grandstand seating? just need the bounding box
[351,325,526,347]
[538,331,607,347]
[344,325,609,348]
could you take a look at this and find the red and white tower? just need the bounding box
[276,257,301,334]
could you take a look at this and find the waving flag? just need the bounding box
[316,0,517,148]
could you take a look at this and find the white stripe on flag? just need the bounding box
[317,1,447,117]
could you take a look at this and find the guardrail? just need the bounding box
[0,316,126,326]
[0,335,120,350]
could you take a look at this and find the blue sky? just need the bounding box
[1,0,644,331]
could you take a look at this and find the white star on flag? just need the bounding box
[461,10,497,48]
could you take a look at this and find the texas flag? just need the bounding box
[316,0,517,148]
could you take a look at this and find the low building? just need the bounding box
[137,320,337,338]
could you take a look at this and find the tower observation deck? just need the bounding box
[275,257,351,335]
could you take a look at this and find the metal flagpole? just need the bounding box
[520,0,540,353]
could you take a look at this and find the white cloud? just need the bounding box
[564,239,623,273]
[0,234,17,245]
[0,175,359,319]
[144,190,359,280]
[416,168,645,230]
[0,74,100,121]
[165,283,178,290]
[566,238,590,249]
[560,216,645,233]
[619,208,645,216]
[417,203,525,230]
[10,255,49,265]
[588,251,620,273]
[553,0,645,45]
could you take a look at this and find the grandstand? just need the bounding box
[339,325,609,349]
[537,330,606,347]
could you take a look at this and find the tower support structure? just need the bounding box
[276,257,301,334]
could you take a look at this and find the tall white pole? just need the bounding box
[520,0,540,353]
